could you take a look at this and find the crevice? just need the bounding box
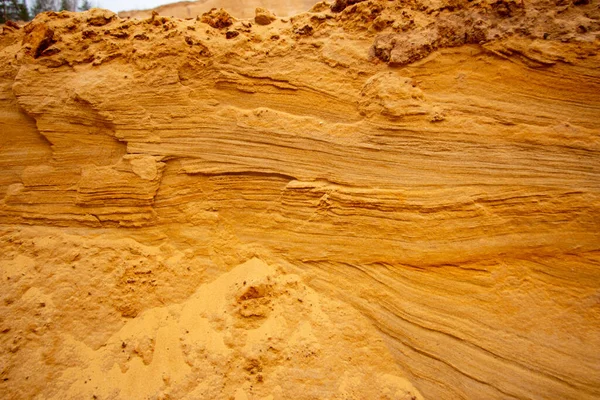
[188,170,297,181]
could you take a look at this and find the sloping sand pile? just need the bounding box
[0,0,599,399]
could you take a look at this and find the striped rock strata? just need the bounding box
[0,1,599,399]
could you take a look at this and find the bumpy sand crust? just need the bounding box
[119,0,321,19]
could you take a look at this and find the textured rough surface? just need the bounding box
[119,0,320,19]
[1,1,600,399]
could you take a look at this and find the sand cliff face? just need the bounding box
[1,1,600,399]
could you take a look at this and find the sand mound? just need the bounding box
[51,257,421,399]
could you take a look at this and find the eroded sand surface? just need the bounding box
[119,0,320,19]
[1,0,600,399]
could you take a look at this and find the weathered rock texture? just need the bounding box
[1,1,599,399]
[119,0,319,19]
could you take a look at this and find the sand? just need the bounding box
[1,0,599,398]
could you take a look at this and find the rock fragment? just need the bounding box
[199,8,233,29]
[331,0,366,13]
[86,9,116,26]
[255,7,277,25]
[22,23,54,58]
[5,20,20,29]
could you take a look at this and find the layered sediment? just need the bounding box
[1,1,599,399]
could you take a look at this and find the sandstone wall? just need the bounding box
[1,1,599,399]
